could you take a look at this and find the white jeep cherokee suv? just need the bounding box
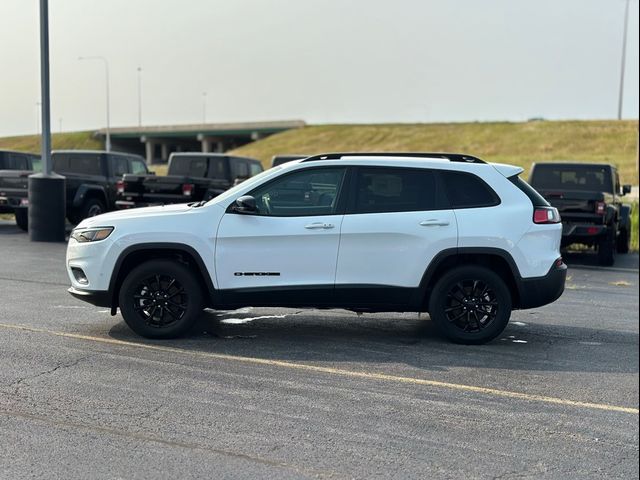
[66,153,566,344]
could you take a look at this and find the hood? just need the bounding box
[77,203,193,228]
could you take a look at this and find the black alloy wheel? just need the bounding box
[444,279,499,333]
[132,274,188,329]
[119,260,203,338]
[429,266,512,345]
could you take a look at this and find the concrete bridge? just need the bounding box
[96,120,305,164]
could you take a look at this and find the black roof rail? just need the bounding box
[301,152,486,164]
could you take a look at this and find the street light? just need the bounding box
[137,66,142,127]
[79,55,111,151]
[202,91,207,124]
[617,0,630,120]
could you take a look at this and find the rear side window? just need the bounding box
[207,157,229,179]
[440,171,500,209]
[509,176,549,207]
[169,156,207,177]
[231,159,249,179]
[353,167,441,214]
[53,153,102,175]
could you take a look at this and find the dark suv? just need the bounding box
[529,162,632,265]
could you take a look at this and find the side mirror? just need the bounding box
[622,184,631,195]
[234,195,257,213]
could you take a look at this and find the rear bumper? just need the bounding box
[68,287,111,308]
[517,260,567,309]
[562,222,609,242]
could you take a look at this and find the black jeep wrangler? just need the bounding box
[529,162,632,266]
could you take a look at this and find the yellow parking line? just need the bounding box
[1,322,637,415]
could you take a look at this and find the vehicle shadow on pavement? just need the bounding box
[106,310,639,375]
[563,250,639,269]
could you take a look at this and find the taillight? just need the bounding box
[595,201,606,215]
[116,180,126,194]
[533,207,561,224]
[182,183,194,196]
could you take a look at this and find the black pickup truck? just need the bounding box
[116,153,263,209]
[2,150,149,230]
[0,150,41,230]
[529,162,632,266]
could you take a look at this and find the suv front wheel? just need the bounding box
[118,260,203,339]
[429,266,512,345]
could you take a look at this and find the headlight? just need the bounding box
[70,227,114,243]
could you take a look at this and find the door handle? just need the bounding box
[420,219,450,227]
[305,222,335,229]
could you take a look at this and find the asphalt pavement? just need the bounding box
[0,219,638,479]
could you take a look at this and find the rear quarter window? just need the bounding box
[53,153,103,175]
[510,176,549,207]
[440,171,500,209]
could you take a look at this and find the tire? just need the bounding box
[616,228,630,254]
[597,229,616,266]
[69,198,106,225]
[429,266,512,345]
[118,260,204,339]
[14,207,28,232]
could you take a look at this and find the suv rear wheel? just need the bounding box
[119,260,203,339]
[429,266,512,345]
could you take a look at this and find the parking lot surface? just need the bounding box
[0,220,638,479]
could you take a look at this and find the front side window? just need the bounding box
[113,157,129,177]
[249,162,263,176]
[131,158,147,175]
[249,167,346,216]
[353,167,439,214]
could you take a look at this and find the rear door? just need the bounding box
[335,166,457,307]
[215,166,348,305]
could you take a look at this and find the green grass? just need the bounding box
[229,120,639,184]
[0,131,102,153]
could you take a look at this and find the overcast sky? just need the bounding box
[0,0,638,137]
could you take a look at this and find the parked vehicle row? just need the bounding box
[66,152,567,345]
[0,150,266,230]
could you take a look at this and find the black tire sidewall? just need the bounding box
[616,228,630,254]
[14,208,28,231]
[598,229,616,266]
[119,260,203,339]
[429,266,512,345]
[81,198,106,221]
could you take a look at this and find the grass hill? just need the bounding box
[230,120,639,184]
[0,131,101,152]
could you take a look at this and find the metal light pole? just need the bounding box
[617,0,630,120]
[202,91,207,124]
[79,56,111,151]
[29,0,66,242]
[137,66,142,127]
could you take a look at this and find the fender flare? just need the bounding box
[72,185,107,208]
[618,204,631,231]
[413,247,524,309]
[107,242,217,308]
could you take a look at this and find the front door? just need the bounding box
[215,166,348,306]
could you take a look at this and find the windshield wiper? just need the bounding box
[190,200,207,208]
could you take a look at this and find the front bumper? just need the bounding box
[517,260,567,309]
[68,287,111,307]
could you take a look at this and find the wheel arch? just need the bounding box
[108,243,216,312]
[418,247,523,311]
[72,185,107,208]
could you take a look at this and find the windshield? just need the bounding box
[530,165,613,193]
[209,166,283,206]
